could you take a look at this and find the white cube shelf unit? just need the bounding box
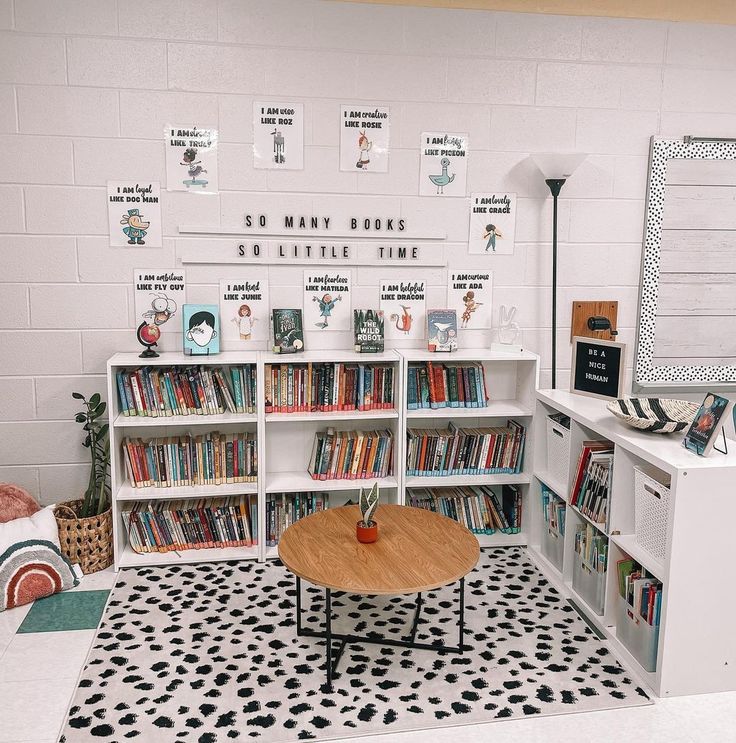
[398,348,539,549]
[530,389,736,697]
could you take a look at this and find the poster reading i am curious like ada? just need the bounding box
[468,192,517,255]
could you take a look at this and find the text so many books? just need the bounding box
[408,484,522,535]
[116,365,257,417]
[308,428,393,480]
[266,492,329,546]
[570,440,614,526]
[407,361,488,410]
[122,495,257,554]
[265,362,394,413]
[541,485,566,536]
[122,432,257,488]
[406,420,525,476]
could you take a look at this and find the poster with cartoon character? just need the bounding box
[183,304,220,355]
[447,270,492,329]
[165,125,219,193]
[468,192,516,254]
[339,105,390,172]
[219,272,270,348]
[133,269,186,345]
[380,279,426,341]
[303,270,351,331]
[253,102,304,170]
[419,132,468,197]
[108,182,162,247]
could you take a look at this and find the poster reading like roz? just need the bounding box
[108,181,162,247]
[447,271,493,330]
[380,279,426,341]
[339,105,390,172]
[165,125,218,193]
[133,269,186,337]
[253,102,304,170]
[219,273,270,348]
[468,192,517,254]
[303,270,352,331]
[419,132,468,197]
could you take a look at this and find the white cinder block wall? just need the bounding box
[1,0,735,505]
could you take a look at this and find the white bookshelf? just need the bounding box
[530,388,736,697]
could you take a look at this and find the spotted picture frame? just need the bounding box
[634,136,736,392]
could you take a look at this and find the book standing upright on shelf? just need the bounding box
[682,392,732,456]
[353,309,385,353]
[427,309,458,352]
[272,309,304,354]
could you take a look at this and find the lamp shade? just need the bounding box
[531,152,587,180]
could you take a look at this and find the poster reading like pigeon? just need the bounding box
[380,279,426,341]
[219,272,270,348]
[253,102,304,170]
[133,268,186,338]
[165,125,219,193]
[419,132,468,197]
[107,181,162,247]
[447,270,493,330]
[468,192,517,255]
[339,105,390,172]
[303,270,352,331]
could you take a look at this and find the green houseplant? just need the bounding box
[54,392,114,573]
[356,483,379,543]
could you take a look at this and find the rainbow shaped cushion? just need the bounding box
[0,539,79,611]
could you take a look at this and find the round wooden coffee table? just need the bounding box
[278,504,480,690]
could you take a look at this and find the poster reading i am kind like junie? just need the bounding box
[219,272,270,349]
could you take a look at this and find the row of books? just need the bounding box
[575,522,608,573]
[116,365,257,417]
[264,363,395,414]
[406,420,525,476]
[265,492,329,546]
[570,440,614,526]
[122,432,258,488]
[407,361,488,410]
[541,485,566,536]
[618,557,662,627]
[122,496,257,553]
[307,428,394,480]
[407,484,522,534]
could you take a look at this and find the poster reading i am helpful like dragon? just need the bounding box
[380,279,426,341]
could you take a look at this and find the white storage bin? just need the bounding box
[546,416,570,491]
[541,524,565,571]
[615,594,659,672]
[634,465,671,564]
[572,555,606,615]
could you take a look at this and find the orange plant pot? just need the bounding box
[356,520,378,543]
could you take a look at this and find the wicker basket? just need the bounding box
[55,499,113,574]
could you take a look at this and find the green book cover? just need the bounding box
[353,309,385,353]
[272,309,304,354]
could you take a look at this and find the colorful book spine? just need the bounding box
[265,492,330,546]
[307,428,393,480]
[406,362,488,410]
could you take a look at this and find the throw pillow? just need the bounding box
[0,483,40,523]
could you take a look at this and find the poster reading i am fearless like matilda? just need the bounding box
[219,273,270,348]
[419,132,468,197]
[165,125,218,193]
[380,279,426,341]
[108,181,162,247]
[468,192,517,254]
[303,270,352,331]
[447,270,493,329]
[340,105,390,172]
[133,268,186,336]
[253,102,304,170]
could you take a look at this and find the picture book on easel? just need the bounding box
[272,309,304,354]
[182,304,219,355]
[682,392,732,456]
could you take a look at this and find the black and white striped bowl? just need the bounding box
[606,397,700,433]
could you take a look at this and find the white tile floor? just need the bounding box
[0,567,734,743]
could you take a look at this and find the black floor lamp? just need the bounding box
[531,153,587,389]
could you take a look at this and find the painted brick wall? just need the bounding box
[1,0,735,504]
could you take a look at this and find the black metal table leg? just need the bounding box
[459,577,465,653]
[407,592,422,644]
[325,588,333,692]
[295,576,302,634]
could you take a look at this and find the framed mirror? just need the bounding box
[634,137,736,393]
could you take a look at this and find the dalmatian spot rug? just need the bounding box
[60,548,650,742]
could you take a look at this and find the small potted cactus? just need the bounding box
[356,483,379,543]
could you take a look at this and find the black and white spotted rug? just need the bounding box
[60,548,649,742]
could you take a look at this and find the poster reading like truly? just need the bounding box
[108,181,162,247]
[219,273,270,348]
[133,268,186,336]
[468,192,517,254]
[380,279,427,341]
[303,270,352,331]
[253,102,304,170]
[419,132,468,197]
[339,105,390,172]
[447,270,493,330]
[165,125,218,193]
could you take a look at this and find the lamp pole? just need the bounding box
[545,178,566,390]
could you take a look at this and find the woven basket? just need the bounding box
[55,499,113,574]
[607,397,699,433]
